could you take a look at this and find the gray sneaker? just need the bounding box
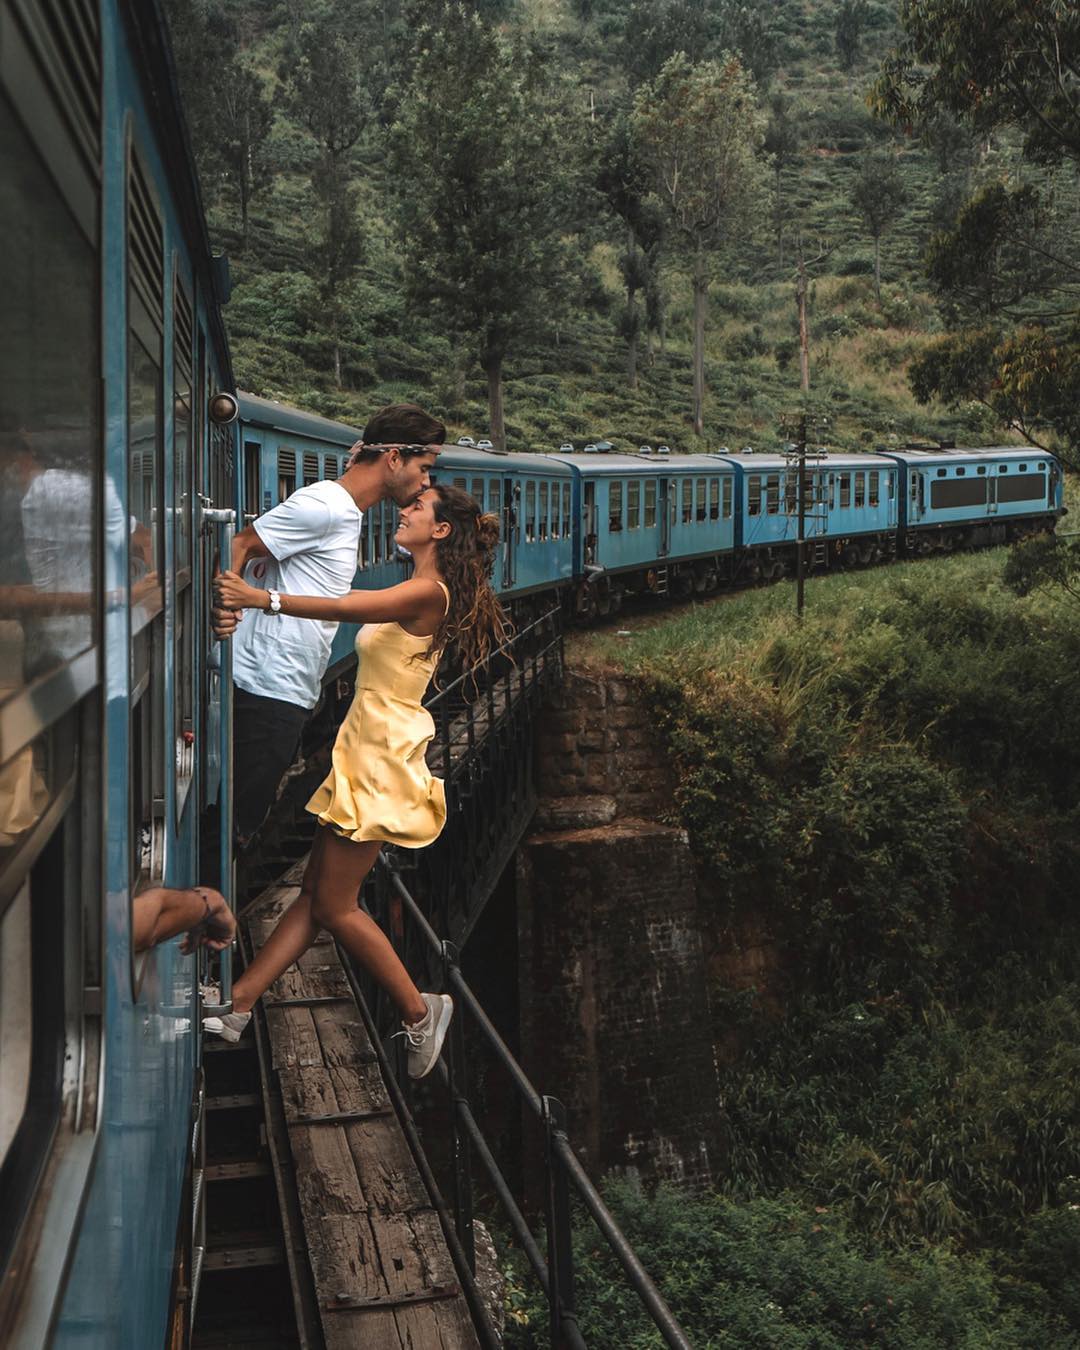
[398,993,453,1080]
[203,1010,251,1043]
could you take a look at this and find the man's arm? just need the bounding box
[212,525,272,639]
[132,885,235,953]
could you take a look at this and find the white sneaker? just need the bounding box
[396,993,453,1080]
[203,1010,251,1043]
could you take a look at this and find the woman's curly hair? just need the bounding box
[424,482,512,671]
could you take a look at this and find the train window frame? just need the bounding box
[747,475,762,516]
[839,473,851,508]
[709,479,720,521]
[680,477,692,524]
[956,466,966,476]
[525,480,536,543]
[766,473,780,515]
[472,478,485,509]
[937,468,947,477]
[562,482,571,538]
[868,470,880,508]
[172,263,195,819]
[644,479,657,528]
[695,477,707,522]
[977,465,986,475]
[372,501,383,564]
[854,472,865,509]
[277,446,296,502]
[539,481,549,541]
[1000,465,1008,472]
[609,479,623,533]
[627,479,640,530]
[722,478,732,520]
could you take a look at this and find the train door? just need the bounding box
[909,469,924,524]
[502,477,517,586]
[659,477,673,556]
[583,481,597,566]
[988,472,999,515]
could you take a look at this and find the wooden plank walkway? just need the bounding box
[244,868,480,1350]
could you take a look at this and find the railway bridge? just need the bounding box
[193,609,692,1350]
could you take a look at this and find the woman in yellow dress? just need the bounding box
[208,483,508,1078]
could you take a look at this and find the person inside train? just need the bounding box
[132,884,236,955]
[210,403,445,858]
[206,484,509,1079]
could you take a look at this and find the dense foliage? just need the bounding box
[165,0,1077,455]
[558,542,1080,1345]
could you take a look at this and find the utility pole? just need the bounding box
[780,410,829,619]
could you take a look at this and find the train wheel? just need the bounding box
[595,578,613,618]
[609,582,625,614]
[673,570,694,599]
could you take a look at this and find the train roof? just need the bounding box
[877,446,1052,465]
[709,452,894,470]
[546,452,731,475]
[439,446,574,476]
[238,392,362,448]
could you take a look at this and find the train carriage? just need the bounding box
[1,0,239,1344]
[880,448,1064,553]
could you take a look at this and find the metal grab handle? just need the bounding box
[204,507,236,1012]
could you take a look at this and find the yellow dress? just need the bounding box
[306,585,448,847]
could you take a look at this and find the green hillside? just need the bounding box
[169,0,1047,453]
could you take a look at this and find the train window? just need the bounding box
[681,478,692,523]
[359,514,370,569]
[766,474,780,515]
[854,473,865,509]
[910,476,918,502]
[937,468,947,477]
[869,471,880,508]
[539,482,549,541]
[931,477,988,508]
[747,476,762,516]
[454,476,467,491]
[174,280,193,575]
[888,473,895,499]
[472,478,484,505]
[781,473,794,515]
[977,466,986,475]
[627,479,640,529]
[839,473,851,508]
[525,481,536,543]
[325,455,339,479]
[303,452,319,486]
[996,474,1047,504]
[130,618,166,993]
[722,478,732,519]
[278,448,297,501]
[645,479,657,527]
[609,479,623,532]
[384,505,395,560]
[490,481,501,517]
[695,477,707,522]
[956,467,966,477]
[562,482,572,537]
[709,479,720,520]
[1000,465,1008,472]
[1019,464,1028,472]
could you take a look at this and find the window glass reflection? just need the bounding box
[0,96,99,692]
[128,334,162,623]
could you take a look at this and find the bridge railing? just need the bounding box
[406,603,564,947]
[344,859,694,1350]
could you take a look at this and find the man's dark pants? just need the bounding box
[233,686,311,845]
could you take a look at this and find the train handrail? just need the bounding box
[356,859,694,1350]
[203,506,236,1013]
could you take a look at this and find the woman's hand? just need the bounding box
[215,570,261,611]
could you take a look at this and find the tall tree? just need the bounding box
[390,4,571,450]
[849,150,908,304]
[597,114,665,388]
[282,2,374,386]
[219,59,273,249]
[764,90,802,268]
[834,0,868,73]
[633,52,767,435]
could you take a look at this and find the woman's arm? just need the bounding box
[214,571,445,626]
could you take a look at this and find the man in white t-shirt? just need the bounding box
[212,403,444,849]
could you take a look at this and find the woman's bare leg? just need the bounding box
[231,828,326,1014]
[309,830,427,1025]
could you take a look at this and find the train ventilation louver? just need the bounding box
[278,448,296,479]
[128,150,164,330]
[174,280,194,378]
[303,453,319,486]
[17,0,101,172]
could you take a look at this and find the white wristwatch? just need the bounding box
[267,589,282,615]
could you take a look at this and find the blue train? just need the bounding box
[238,395,1065,636]
[1,0,238,1344]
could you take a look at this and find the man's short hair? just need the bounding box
[350,404,446,465]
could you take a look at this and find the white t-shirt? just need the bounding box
[232,480,362,709]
